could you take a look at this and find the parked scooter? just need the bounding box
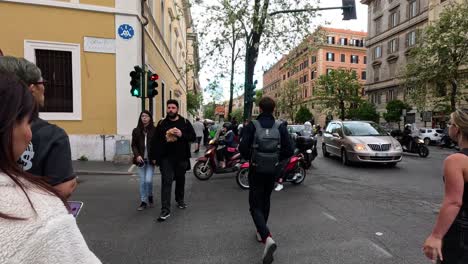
[236,151,307,190]
[193,139,242,180]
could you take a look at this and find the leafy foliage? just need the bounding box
[402,1,468,112]
[187,90,202,116]
[230,108,244,122]
[348,101,380,123]
[254,90,263,106]
[295,106,313,124]
[383,100,411,124]
[203,102,216,120]
[194,0,322,119]
[278,80,300,122]
[314,69,362,120]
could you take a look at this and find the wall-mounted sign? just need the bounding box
[84,37,116,54]
[118,24,135,40]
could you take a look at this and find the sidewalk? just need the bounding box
[74,145,206,175]
[73,161,134,175]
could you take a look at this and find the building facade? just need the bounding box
[263,27,367,125]
[0,0,199,160]
[361,0,429,125]
[362,0,465,127]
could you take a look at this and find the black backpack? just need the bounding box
[251,120,282,174]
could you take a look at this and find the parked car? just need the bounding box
[287,125,305,138]
[418,128,444,145]
[322,121,403,166]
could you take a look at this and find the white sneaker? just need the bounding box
[262,237,277,264]
[274,183,284,192]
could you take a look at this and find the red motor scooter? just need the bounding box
[236,153,307,190]
[193,139,242,180]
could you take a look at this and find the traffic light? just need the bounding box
[147,70,159,98]
[246,88,256,103]
[130,66,143,97]
[342,0,357,20]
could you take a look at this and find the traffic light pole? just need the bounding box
[140,0,149,113]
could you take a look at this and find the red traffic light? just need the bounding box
[150,74,159,81]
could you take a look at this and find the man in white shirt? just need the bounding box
[193,117,205,153]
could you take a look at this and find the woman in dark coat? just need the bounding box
[131,110,156,211]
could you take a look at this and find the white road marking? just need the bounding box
[370,241,393,258]
[322,212,338,221]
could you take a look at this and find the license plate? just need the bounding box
[376,152,388,157]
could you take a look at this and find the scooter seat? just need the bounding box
[227,147,237,153]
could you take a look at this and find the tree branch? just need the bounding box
[268,6,349,17]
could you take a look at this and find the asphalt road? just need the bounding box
[72,145,457,264]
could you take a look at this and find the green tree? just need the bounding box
[187,90,202,116]
[402,1,468,112]
[278,80,300,122]
[205,79,224,104]
[295,106,313,124]
[203,102,216,120]
[231,108,244,122]
[195,0,325,120]
[254,90,263,105]
[198,0,245,118]
[314,69,362,120]
[348,101,380,123]
[383,100,411,128]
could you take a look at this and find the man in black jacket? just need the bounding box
[239,97,293,264]
[150,99,196,222]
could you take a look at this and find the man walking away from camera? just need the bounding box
[239,96,293,264]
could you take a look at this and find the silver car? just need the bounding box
[322,121,403,166]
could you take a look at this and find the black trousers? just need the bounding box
[248,170,275,241]
[441,210,468,264]
[160,159,188,212]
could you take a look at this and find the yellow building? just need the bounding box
[0,0,200,160]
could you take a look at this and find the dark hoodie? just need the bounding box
[18,118,75,186]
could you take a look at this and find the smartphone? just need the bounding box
[68,201,84,218]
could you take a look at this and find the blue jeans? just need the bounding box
[138,162,154,202]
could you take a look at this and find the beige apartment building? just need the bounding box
[361,0,465,127]
[263,27,367,125]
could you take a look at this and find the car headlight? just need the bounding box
[394,143,402,150]
[353,144,367,151]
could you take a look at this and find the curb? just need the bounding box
[75,171,133,176]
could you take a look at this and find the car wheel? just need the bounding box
[322,143,330,157]
[341,149,350,166]
[424,138,431,145]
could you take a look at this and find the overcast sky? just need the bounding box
[193,0,369,103]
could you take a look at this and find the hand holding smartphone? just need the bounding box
[68,201,84,218]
